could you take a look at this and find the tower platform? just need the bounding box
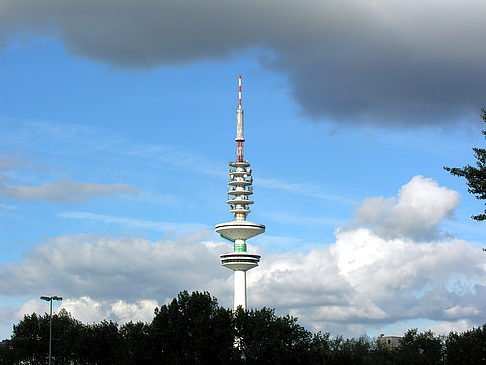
[215,221,265,241]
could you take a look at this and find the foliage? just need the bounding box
[234,306,313,364]
[150,290,234,364]
[444,108,486,221]
[445,324,486,365]
[396,329,444,365]
[2,291,486,364]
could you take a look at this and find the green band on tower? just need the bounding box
[234,242,247,252]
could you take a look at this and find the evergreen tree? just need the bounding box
[444,108,486,221]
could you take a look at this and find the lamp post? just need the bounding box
[40,296,62,365]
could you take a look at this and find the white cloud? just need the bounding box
[60,297,158,325]
[1,176,485,338]
[0,231,230,302]
[423,319,474,335]
[16,299,50,319]
[351,175,460,240]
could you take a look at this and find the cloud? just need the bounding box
[0,179,138,202]
[0,203,17,210]
[2,1,486,127]
[250,227,485,336]
[16,299,48,320]
[0,231,230,302]
[61,297,158,325]
[0,155,139,203]
[58,211,208,233]
[256,177,354,204]
[349,175,460,240]
[0,306,15,325]
[2,176,485,337]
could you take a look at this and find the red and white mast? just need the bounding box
[236,75,244,163]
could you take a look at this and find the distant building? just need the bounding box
[378,336,402,348]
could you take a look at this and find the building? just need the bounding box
[378,336,402,349]
[215,75,265,311]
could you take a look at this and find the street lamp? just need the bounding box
[40,296,62,365]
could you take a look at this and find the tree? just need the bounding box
[9,309,85,365]
[234,307,313,364]
[150,290,235,364]
[445,324,486,365]
[10,312,49,364]
[396,329,444,365]
[120,321,152,365]
[0,340,15,365]
[326,335,372,365]
[444,108,486,221]
[77,320,124,365]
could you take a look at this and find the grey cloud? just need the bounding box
[0,179,138,202]
[2,1,486,127]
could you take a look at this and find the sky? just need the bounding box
[1,0,486,340]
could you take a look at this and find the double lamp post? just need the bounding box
[40,295,62,365]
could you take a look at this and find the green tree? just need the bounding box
[120,321,152,365]
[444,108,486,221]
[77,320,124,365]
[10,312,49,364]
[49,309,83,365]
[234,307,313,364]
[445,324,486,365]
[308,331,332,364]
[9,309,84,365]
[150,290,234,364]
[0,340,15,365]
[396,329,444,365]
[326,335,372,365]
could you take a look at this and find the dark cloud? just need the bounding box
[2,0,486,127]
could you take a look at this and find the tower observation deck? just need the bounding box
[215,75,265,311]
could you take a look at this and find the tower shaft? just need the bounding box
[234,271,247,309]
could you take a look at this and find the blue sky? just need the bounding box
[1,0,486,340]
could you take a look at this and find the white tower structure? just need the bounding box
[215,75,265,311]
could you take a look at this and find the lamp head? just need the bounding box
[40,296,63,301]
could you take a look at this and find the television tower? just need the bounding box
[215,75,265,311]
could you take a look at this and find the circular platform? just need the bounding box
[220,252,261,271]
[215,221,265,240]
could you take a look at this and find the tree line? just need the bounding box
[0,291,485,364]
